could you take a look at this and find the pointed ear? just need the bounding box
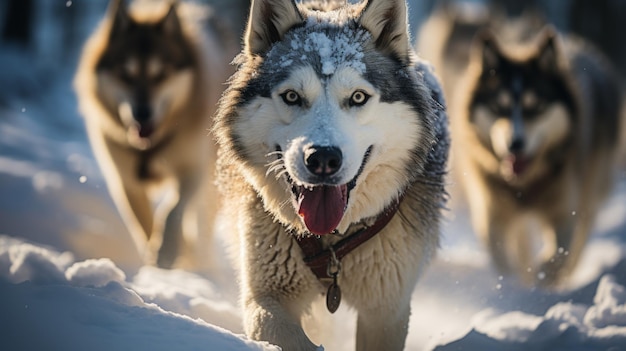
[108,0,130,39]
[245,0,304,56]
[358,0,411,64]
[536,26,560,72]
[161,2,183,37]
[474,29,501,70]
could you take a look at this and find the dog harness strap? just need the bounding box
[296,194,404,280]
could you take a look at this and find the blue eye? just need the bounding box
[280,90,302,106]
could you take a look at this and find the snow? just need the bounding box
[1,3,626,350]
[266,23,369,75]
[0,236,277,351]
[435,276,626,350]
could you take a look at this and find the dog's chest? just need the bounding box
[309,224,431,307]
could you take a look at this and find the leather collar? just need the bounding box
[296,194,404,281]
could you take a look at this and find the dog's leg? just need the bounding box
[176,180,216,272]
[355,302,411,351]
[485,213,515,277]
[560,215,593,277]
[541,212,594,287]
[465,179,514,275]
[99,138,154,261]
[548,152,616,283]
[111,180,154,257]
[510,217,535,285]
[117,181,153,241]
[243,295,320,351]
[181,171,219,273]
[537,218,576,287]
[156,174,201,268]
[239,199,321,351]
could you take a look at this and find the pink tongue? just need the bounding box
[298,185,347,235]
[511,155,528,175]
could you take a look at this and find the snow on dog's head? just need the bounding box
[214,0,445,235]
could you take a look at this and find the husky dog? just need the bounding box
[453,24,623,286]
[74,0,235,269]
[213,0,449,349]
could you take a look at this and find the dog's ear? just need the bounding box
[536,26,561,72]
[245,0,304,56]
[358,0,411,64]
[161,2,183,37]
[108,0,131,39]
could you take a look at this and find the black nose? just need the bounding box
[133,104,152,123]
[509,137,525,154]
[304,146,343,177]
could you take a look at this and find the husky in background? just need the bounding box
[74,0,235,269]
[449,19,623,286]
[213,0,449,349]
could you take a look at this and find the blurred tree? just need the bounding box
[2,0,33,48]
[61,0,79,60]
[568,0,626,77]
[488,0,538,16]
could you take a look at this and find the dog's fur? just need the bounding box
[450,20,623,286]
[213,0,449,349]
[74,0,235,269]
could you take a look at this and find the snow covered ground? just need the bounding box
[1,5,626,350]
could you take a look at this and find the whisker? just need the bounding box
[278,197,292,211]
[266,162,283,172]
[265,150,284,158]
[266,166,279,178]
[274,169,288,180]
[265,157,287,179]
[265,158,283,168]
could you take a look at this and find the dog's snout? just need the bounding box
[305,146,343,177]
[133,104,152,123]
[509,137,525,154]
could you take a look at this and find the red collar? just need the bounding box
[296,194,404,280]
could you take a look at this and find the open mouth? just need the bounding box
[504,153,531,177]
[136,122,154,139]
[277,146,372,235]
[118,102,155,140]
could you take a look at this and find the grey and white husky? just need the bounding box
[451,22,623,286]
[213,0,449,349]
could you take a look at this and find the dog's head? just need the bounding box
[466,27,575,184]
[95,0,195,149]
[216,0,445,236]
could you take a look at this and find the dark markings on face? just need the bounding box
[225,10,447,191]
[97,11,194,87]
[239,21,429,117]
[471,49,575,124]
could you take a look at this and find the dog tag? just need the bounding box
[326,274,341,313]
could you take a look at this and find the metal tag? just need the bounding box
[326,277,341,313]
